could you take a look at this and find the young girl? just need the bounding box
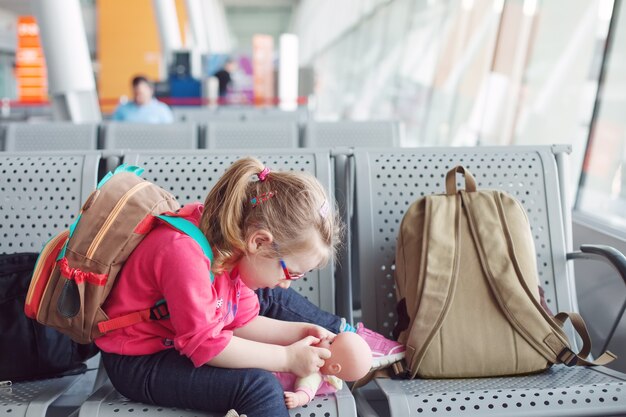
[96,157,403,417]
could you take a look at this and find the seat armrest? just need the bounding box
[567,244,626,285]
[567,244,626,353]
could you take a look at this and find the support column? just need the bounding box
[185,0,208,79]
[152,0,182,79]
[185,0,208,53]
[202,0,232,53]
[32,0,101,122]
[279,34,299,111]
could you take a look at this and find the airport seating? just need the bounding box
[0,375,91,417]
[204,121,299,149]
[303,121,403,147]
[3,143,625,417]
[4,122,98,151]
[0,151,100,254]
[78,148,356,417]
[0,124,5,150]
[173,107,244,122]
[0,150,101,417]
[350,145,626,416]
[173,106,305,124]
[100,122,198,150]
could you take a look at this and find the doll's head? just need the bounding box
[319,332,372,381]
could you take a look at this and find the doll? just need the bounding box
[278,332,372,408]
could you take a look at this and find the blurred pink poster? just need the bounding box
[252,34,274,106]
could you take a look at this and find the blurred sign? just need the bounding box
[16,16,48,102]
[252,34,274,106]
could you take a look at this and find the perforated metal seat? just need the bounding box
[4,123,98,151]
[204,121,299,148]
[376,366,626,416]
[173,107,304,124]
[0,376,84,417]
[304,121,403,148]
[0,124,6,150]
[101,122,198,150]
[79,148,356,417]
[79,382,356,417]
[351,146,626,416]
[0,151,100,254]
[0,150,101,416]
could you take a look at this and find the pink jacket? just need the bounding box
[95,203,259,367]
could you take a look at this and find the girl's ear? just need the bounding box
[246,229,274,254]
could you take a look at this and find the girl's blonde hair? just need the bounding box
[200,157,343,274]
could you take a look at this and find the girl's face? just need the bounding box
[237,229,327,290]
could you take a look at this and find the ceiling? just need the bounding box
[0,0,296,54]
[0,0,296,15]
[0,0,35,15]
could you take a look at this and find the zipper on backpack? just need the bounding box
[25,230,69,306]
[86,181,151,259]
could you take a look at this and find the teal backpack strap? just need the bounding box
[157,215,214,282]
[97,214,214,333]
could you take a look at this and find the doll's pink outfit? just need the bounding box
[274,372,342,402]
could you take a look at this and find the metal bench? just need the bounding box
[79,148,356,417]
[351,145,626,416]
[100,122,199,150]
[204,121,299,149]
[0,150,101,417]
[304,121,403,148]
[0,151,100,253]
[173,107,304,124]
[4,123,98,151]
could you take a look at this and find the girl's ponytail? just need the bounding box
[201,156,343,275]
[200,157,264,273]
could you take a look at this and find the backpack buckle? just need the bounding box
[149,299,170,320]
[557,348,577,366]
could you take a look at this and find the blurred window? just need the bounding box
[576,1,626,228]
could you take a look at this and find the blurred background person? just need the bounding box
[214,59,237,101]
[112,75,173,123]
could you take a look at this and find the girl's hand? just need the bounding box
[303,323,336,344]
[285,336,331,377]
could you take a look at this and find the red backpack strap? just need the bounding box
[97,213,213,335]
[98,299,170,334]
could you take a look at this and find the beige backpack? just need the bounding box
[393,165,615,378]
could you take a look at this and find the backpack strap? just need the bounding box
[553,312,616,366]
[402,193,462,378]
[460,190,615,367]
[97,215,214,335]
[157,214,214,282]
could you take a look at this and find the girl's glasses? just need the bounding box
[279,259,305,281]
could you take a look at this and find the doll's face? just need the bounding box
[318,332,372,381]
[316,339,331,350]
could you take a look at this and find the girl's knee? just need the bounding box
[235,369,287,416]
[247,369,283,397]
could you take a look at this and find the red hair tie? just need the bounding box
[250,190,277,207]
[258,167,270,182]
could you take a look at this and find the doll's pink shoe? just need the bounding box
[356,323,405,370]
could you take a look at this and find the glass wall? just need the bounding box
[515,0,613,191]
[577,1,626,228]
[303,0,614,195]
